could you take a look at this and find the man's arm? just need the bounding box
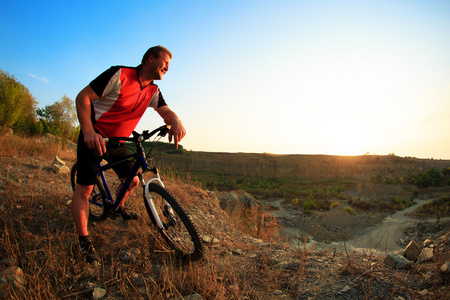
[156,106,186,149]
[76,85,106,155]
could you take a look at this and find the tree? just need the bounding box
[0,70,39,132]
[416,168,443,188]
[37,95,77,141]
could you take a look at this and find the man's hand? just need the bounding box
[76,85,105,154]
[168,121,186,149]
[157,106,186,149]
[84,131,107,156]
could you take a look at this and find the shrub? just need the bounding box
[385,177,396,184]
[344,207,355,215]
[303,197,316,211]
[330,201,341,210]
[291,198,300,205]
[0,70,38,133]
[417,195,450,217]
[415,168,443,188]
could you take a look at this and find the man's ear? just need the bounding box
[147,54,156,63]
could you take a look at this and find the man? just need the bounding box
[72,45,186,263]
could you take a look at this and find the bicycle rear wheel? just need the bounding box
[70,162,108,222]
[144,183,203,261]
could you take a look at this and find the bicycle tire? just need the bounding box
[144,183,203,261]
[70,162,108,222]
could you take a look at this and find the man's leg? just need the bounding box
[115,176,140,220]
[72,183,100,263]
[72,183,93,236]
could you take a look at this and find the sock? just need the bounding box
[79,235,91,244]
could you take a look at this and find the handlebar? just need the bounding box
[104,125,171,145]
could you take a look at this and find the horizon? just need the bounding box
[173,147,450,161]
[1,1,449,159]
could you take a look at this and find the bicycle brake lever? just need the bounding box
[159,125,171,137]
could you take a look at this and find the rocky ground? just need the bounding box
[0,148,449,299]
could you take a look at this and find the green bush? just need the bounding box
[291,198,300,205]
[0,70,38,133]
[303,197,317,211]
[330,201,341,210]
[416,168,443,187]
[417,195,450,216]
[344,207,355,215]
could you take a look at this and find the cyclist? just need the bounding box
[71,45,186,263]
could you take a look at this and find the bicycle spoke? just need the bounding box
[144,183,203,261]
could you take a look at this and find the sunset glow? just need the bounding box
[1,0,449,158]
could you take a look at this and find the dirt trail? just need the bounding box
[274,199,446,255]
[328,199,432,254]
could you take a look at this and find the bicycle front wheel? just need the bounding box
[70,162,108,222]
[144,183,203,261]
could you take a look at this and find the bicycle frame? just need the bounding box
[71,125,204,261]
[93,152,143,210]
[92,130,169,227]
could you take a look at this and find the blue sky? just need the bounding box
[1,0,450,158]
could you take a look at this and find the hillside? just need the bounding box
[0,134,449,299]
[155,151,450,180]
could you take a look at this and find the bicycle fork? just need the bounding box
[141,175,176,229]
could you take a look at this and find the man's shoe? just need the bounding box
[116,206,138,221]
[80,240,101,263]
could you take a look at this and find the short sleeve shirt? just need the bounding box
[89,65,167,138]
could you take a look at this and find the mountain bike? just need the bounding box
[70,125,203,261]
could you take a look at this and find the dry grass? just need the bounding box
[0,134,291,299]
[1,133,449,299]
[0,133,76,161]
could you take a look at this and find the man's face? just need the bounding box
[148,51,170,80]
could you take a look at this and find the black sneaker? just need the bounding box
[116,206,138,221]
[80,240,101,263]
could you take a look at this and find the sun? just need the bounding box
[321,115,372,156]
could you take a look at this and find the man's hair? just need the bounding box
[142,45,172,63]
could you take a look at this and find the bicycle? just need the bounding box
[70,125,203,261]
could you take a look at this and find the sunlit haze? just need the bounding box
[1,0,449,158]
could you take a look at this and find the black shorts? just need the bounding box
[76,132,134,186]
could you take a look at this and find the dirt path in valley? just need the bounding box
[271,199,447,255]
[327,199,432,254]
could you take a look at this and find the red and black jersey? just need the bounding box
[89,65,167,138]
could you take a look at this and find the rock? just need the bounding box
[384,254,398,268]
[129,248,141,256]
[272,289,285,295]
[232,249,244,256]
[52,164,70,174]
[403,240,421,261]
[418,289,428,296]
[93,287,106,299]
[119,250,136,263]
[51,156,69,174]
[339,285,351,293]
[202,235,219,247]
[384,254,412,270]
[416,248,434,264]
[423,239,433,247]
[440,262,450,273]
[0,266,27,291]
[138,287,147,295]
[53,156,66,166]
